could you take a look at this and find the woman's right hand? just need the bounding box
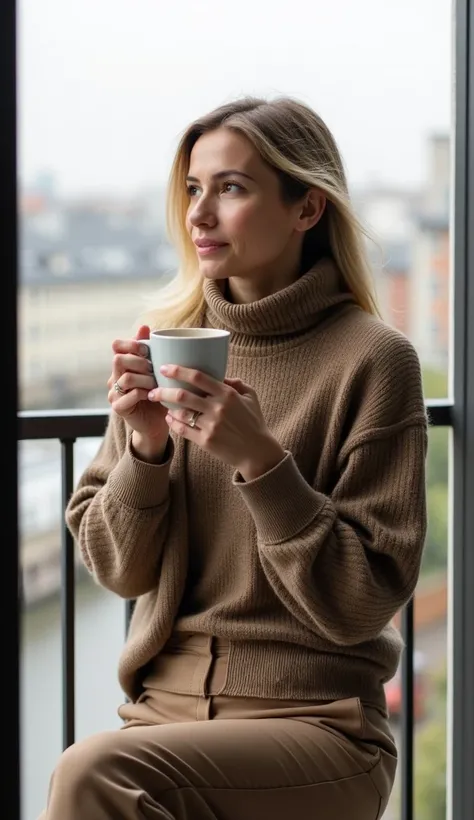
[107,324,169,461]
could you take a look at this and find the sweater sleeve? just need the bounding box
[234,328,428,647]
[65,412,174,599]
[234,423,427,646]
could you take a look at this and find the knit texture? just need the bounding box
[66,258,428,709]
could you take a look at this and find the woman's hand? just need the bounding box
[107,325,169,461]
[147,365,285,480]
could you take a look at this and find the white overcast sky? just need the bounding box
[18,0,453,196]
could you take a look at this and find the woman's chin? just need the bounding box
[198,260,232,281]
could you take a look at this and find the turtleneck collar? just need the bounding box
[203,257,355,341]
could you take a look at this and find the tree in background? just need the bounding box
[414,665,447,820]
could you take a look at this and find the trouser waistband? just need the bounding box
[146,632,229,696]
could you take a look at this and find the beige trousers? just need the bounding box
[39,634,397,820]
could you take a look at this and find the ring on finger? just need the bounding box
[113,380,127,396]
[188,410,201,429]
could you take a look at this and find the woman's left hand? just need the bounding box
[147,365,286,481]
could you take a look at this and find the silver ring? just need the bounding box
[188,410,201,428]
[113,380,127,396]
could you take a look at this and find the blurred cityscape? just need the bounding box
[19,132,450,409]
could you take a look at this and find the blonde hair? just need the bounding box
[143,96,380,329]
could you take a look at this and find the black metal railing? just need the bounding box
[20,409,109,751]
[18,398,452,820]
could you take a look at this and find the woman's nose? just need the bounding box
[188,197,217,228]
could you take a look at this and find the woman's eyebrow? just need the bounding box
[186,170,256,183]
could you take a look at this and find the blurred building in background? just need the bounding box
[19,189,176,409]
[355,133,450,372]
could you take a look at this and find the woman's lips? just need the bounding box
[195,243,228,256]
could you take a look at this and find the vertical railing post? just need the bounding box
[125,599,135,637]
[60,438,76,749]
[400,599,415,820]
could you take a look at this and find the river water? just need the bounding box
[21,577,126,820]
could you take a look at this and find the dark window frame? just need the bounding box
[4,1,474,818]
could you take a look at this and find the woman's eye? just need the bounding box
[222,182,242,194]
[187,181,242,197]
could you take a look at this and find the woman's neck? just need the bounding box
[225,261,302,305]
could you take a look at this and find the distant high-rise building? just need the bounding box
[353,133,451,373]
[409,134,450,371]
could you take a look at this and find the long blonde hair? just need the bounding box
[143,96,380,329]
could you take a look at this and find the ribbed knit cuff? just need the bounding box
[233,451,326,544]
[108,436,174,510]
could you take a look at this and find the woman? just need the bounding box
[40,96,427,820]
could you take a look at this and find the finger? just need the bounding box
[111,353,154,383]
[114,372,156,394]
[148,386,208,413]
[160,365,224,397]
[112,337,150,357]
[224,377,255,396]
[135,324,151,341]
[107,387,150,410]
[166,406,204,428]
[164,413,199,441]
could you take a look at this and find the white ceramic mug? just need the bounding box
[145,328,231,409]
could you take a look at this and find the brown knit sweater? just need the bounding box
[66,258,428,710]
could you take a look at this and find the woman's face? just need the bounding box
[185,128,315,290]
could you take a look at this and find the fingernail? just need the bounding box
[160,365,170,374]
[148,390,155,400]
[139,343,149,357]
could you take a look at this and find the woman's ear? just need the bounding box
[296,190,326,233]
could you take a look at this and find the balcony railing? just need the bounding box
[18,400,452,820]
